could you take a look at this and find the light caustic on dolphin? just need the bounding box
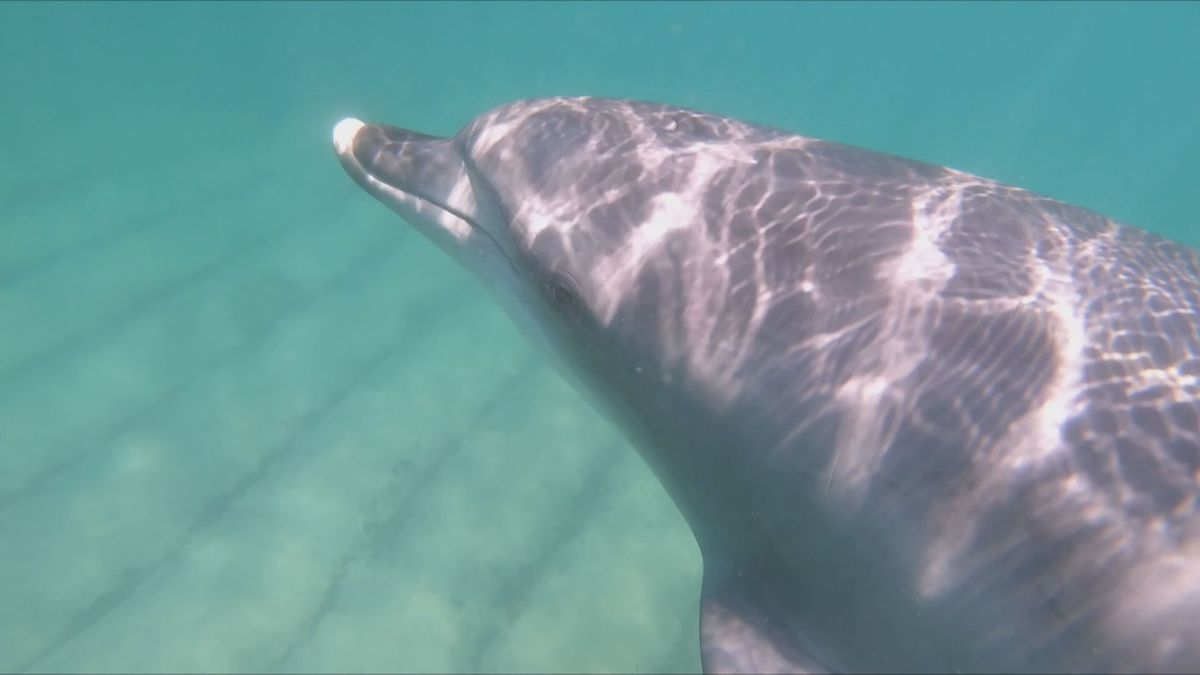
[333,97,1200,674]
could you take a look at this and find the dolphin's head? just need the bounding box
[332,101,629,397]
[333,100,802,541]
[335,99,775,413]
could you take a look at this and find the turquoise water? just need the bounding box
[1,1,1198,672]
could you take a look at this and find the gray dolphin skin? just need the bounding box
[332,97,1200,673]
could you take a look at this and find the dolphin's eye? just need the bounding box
[546,273,582,310]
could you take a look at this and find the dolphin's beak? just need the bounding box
[332,117,482,246]
[332,117,366,158]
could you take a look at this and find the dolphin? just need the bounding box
[331,97,1200,673]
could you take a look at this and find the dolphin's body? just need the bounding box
[332,97,1200,673]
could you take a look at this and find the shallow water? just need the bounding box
[1,1,1198,672]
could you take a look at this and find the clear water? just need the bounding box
[1,1,1197,672]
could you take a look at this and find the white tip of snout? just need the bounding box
[333,117,365,155]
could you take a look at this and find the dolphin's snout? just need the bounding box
[333,117,365,156]
[332,116,481,245]
[332,119,454,191]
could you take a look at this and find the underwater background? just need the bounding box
[2,1,1198,672]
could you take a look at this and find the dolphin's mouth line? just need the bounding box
[370,161,523,284]
[333,117,482,235]
[367,167,480,232]
[340,127,528,285]
[454,141,529,283]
